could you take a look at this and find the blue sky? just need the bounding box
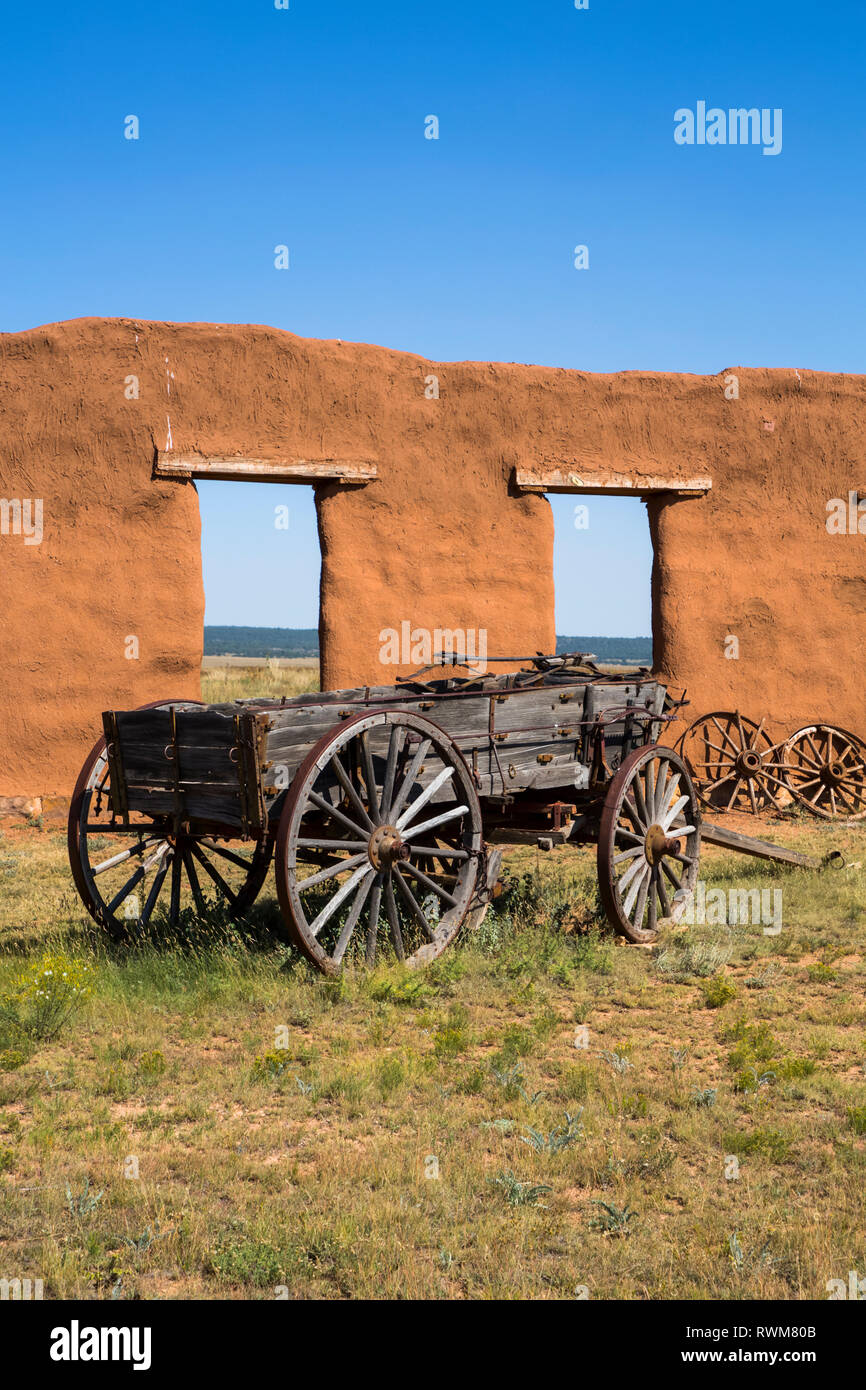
[2,0,862,634]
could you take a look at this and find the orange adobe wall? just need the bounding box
[0,316,863,797]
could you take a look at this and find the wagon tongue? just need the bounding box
[700,821,844,871]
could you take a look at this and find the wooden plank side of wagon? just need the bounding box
[259,692,492,773]
[120,787,247,826]
[117,742,238,783]
[260,687,597,800]
[470,742,591,797]
[115,708,238,743]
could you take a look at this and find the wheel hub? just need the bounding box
[644,822,681,866]
[367,823,410,870]
[824,760,845,786]
[736,749,762,776]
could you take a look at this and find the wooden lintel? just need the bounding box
[154,452,378,484]
[513,467,712,497]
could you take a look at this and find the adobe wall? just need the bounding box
[0,317,863,796]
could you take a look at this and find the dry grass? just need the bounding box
[0,798,864,1300]
[200,662,319,705]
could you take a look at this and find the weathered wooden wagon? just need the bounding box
[69,651,819,973]
[68,653,705,967]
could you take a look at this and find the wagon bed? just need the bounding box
[103,655,671,834]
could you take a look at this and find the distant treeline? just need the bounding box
[204,626,320,657]
[205,627,652,664]
[555,635,652,664]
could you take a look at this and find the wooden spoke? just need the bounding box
[661,858,683,891]
[395,766,455,831]
[92,836,163,877]
[380,725,403,818]
[710,715,742,757]
[183,847,208,917]
[614,826,644,848]
[333,871,376,966]
[383,878,406,962]
[296,836,367,851]
[188,842,238,906]
[703,769,737,788]
[388,738,432,822]
[105,864,147,917]
[358,732,382,824]
[619,852,649,900]
[307,789,371,840]
[400,804,469,840]
[297,852,369,893]
[647,873,658,933]
[725,777,744,812]
[694,739,732,760]
[401,859,458,909]
[393,868,437,942]
[670,849,696,866]
[662,793,690,830]
[365,875,384,967]
[140,854,171,928]
[408,844,470,862]
[632,771,651,828]
[804,732,823,765]
[623,862,650,919]
[329,754,376,833]
[198,840,258,871]
[645,756,656,825]
[658,777,683,826]
[621,795,646,834]
[309,862,372,938]
[168,851,182,925]
[656,870,672,918]
[613,845,644,866]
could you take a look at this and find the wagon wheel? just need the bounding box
[274,710,484,973]
[597,745,701,944]
[677,710,788,814]
[68,701,274,940]
[781,724,866,821]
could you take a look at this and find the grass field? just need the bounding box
[0,665,864,1300]
[200,661,320,705]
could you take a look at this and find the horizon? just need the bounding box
[202,624,654,653]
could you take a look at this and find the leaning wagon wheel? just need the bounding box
[678,710,788,814]
[274,710,484,974]
[68,701,274,940]
[597,745,701,944]
[781,724,866,821]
